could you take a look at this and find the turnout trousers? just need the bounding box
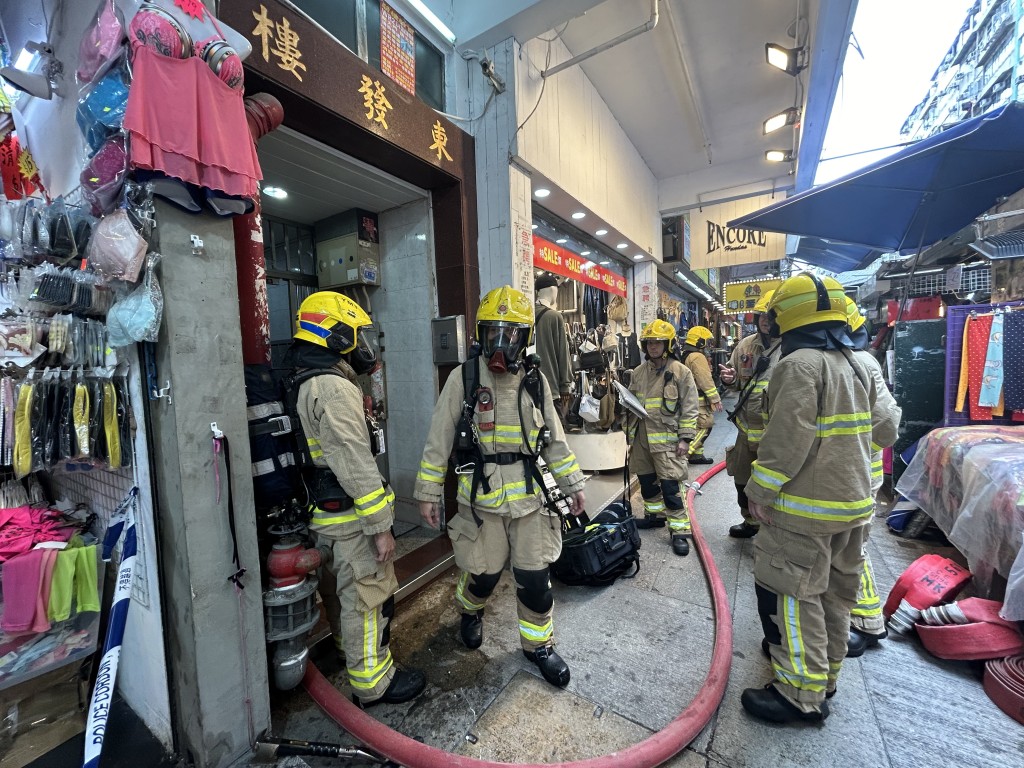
[754,520,868,711]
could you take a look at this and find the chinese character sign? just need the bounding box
[532,236,627,297]
[252,4,308,81]
[430,121,452,162]
[723,278,782,313]
[380,2,416,96]
[358,75,393,129]
[513,222,534,298]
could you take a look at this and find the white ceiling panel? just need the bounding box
[255,127,426,225]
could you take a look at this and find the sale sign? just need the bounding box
[532,236,627,297]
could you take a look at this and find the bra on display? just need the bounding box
[128,2,243,90]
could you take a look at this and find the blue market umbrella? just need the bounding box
[729,102,1024,253]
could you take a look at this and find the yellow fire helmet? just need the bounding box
[845,296,867,332]
[767,272,848,334]
[684,325,714,349]
[640,318,677,354]
[752,289,775,315]
[294,291,372,354]
[477,285,534,361]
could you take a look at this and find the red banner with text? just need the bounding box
[533,236,627,297]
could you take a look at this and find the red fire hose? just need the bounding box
[303,462,733,768]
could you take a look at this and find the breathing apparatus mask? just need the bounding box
[347,329,378,375]
[480,321,529,374]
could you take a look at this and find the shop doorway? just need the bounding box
[256,127,447,572]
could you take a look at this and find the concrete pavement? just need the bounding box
[268,397,1023,767]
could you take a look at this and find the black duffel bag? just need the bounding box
[552,503,640,587]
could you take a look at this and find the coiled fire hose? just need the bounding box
[303,462,733,768]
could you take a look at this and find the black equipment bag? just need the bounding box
[552,505,640,586]
[551,457,640,587]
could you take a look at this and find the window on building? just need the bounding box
[290,0,358,54]
[365,0,445,110]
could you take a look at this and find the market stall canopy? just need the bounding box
[727,102,1024,255]
[789,236,884,273]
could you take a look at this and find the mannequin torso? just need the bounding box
[119,0,253,59]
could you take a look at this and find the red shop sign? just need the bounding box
[532,235,627,297]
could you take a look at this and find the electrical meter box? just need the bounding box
[431,315,467,364]
[315,208,380,288]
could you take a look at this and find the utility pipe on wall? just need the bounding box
[541,0,659,79]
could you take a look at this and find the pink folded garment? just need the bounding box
[0,549,45,634]
[33,549,59,633]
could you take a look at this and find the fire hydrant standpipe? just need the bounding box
[302,463,733,768]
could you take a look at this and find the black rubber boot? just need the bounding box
[355,667,426,707]
[635,515,666,529]
[671,535,690,556]
[729,521,760,538]
[688,454,715,465]
[523,646,571,688]
[847,627,886,657]
[741,684,829,724]
[460,611,483,649]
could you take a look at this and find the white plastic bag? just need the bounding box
[578,371,601,423]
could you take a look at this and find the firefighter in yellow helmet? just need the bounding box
[740,273,899,724]
[415,286,586,688]
[628,320,700,556]
[845,298,902,656]
[285,291,425,707]
[679,326,722,464]
[719,289,780,538]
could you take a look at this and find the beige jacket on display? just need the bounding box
[628,358,699,450]
[414,360,585,518]
[745,347,900,535]
[728,333,780,446]
[296,362,394,536]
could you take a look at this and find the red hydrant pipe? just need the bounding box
[303,462,733,768]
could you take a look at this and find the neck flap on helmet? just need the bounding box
[780,321,857,357]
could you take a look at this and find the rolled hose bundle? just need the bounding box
[984,655,1024,725]
[303,463,733,768]
[915,598,1024,661]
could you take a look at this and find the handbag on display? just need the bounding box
[607,294,628,323]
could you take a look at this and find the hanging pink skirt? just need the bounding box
[124,45,261,198]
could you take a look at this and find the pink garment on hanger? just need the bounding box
[30,549,57,633]
[0,549,45,634]
[0,506,36,562]
[968,314,994,421]
[124,45,261,198]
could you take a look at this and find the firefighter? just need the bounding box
[628,320,700,556]
[740,273,899,724]
[718,290,780,538]
[846,298,902,655]
[285,292,425,708]
[415,286,586,688]
[680,326,722,464]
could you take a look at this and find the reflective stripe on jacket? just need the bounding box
[745,347,900,534]
[296,363,394,534]
[628,358,699,450]
[413,361,585,517]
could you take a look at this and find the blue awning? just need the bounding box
[728,102,1024,254]
[789,237,884,273]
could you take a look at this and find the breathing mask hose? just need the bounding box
[302,462,734,768]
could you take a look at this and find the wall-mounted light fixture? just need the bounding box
[763,107,800,135]
[765,149,794,162]
[765,43,806,76]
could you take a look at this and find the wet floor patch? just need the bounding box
[455,670,652,762]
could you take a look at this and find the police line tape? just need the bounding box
[83,486,139,768]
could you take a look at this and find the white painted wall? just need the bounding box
[514,36,662,261]
[375,198,438,523]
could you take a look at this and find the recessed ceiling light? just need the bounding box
[531,224,538,230]
[633,254,644,260]
[596,229,608,236]
[534,188,551,198]
[580,250,591,256]
[599,260,610,265]
[556,238,568,244]
[571,211,586,220]
[616,243,628,249]
[263,186,288,199]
